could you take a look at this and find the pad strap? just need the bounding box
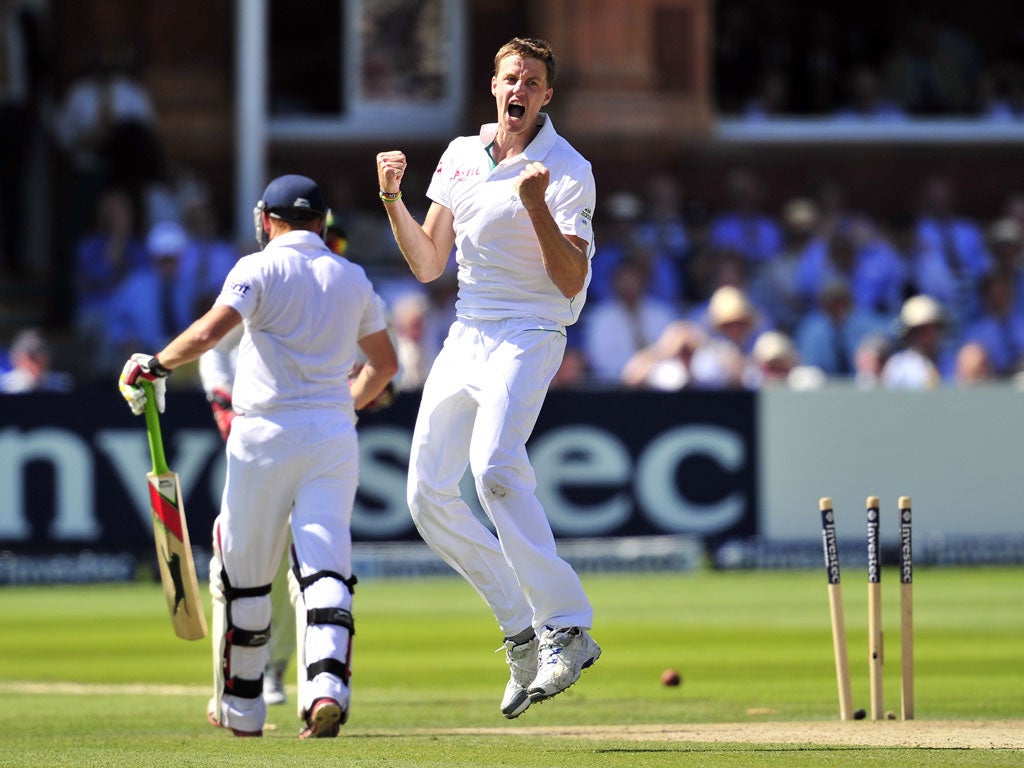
[219,568,273,646]
[306,658,350,682]
[307,607,355,634]
[220,568,273,600]
[226,624,271,647]
[292,566,358,594]
[223,583,272,600]
[225,676,263,699]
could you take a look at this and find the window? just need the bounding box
[268,0,465,140]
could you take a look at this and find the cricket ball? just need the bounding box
[661,668,682,687]
[853,708,867,720]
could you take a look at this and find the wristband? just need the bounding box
[148,356,172,377]
[379,189,402,203]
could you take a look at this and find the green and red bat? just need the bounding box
[142,380,208,641]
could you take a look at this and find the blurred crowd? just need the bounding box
[6,162,1024,396]
[559,169,1024,392]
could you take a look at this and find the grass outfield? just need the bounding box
[0,566,1021,767]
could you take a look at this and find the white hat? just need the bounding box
[900,295,944,331]
[752,330,796,366]
[708,285,753,327]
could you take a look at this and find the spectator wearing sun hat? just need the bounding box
[749,329,826,390]
[880,294,952,389]
[687,285,763,388]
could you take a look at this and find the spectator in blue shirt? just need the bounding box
[590,191,681,307]
[795,222,907,318]
[106,220,196,363]
[959,273,1024,377]
[795,278,887,377]
[708,168,782,266]
[913,174,991,322]
[72,185,148,377]
[748,197,823,335]
[177,184,241,317]
[983,218,1024,320]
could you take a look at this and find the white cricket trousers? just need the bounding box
[211,408,357,732]
[408,317,593,637]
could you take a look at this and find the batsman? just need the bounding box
[118,174,398,738]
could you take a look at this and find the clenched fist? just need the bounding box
[376,151,407,194]
[516,162,550,211]
[118,353,170,415]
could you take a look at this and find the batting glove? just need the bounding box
[208,387,236,441]
[118,353,170,415]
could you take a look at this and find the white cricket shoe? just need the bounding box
[500,635,539,719]
[527,626,601,703]
[263,663,287,706]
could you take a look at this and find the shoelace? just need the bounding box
[498,639,538,681]
[538,628,578,663]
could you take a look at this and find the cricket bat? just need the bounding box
[141,380,208,640]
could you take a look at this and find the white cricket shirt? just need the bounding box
[426,114,596,327]
[214,230,388,415]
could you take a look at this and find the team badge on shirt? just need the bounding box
[451,167,482,183]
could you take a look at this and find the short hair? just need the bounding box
[494,37,557,87]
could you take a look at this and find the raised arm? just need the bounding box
[376,150,455,283]
[517,161,590,298]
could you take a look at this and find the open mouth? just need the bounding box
[508,103,526,119]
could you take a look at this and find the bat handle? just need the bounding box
[140,380,170,475]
